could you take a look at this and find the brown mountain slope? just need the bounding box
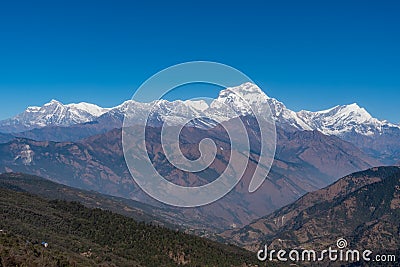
[222,166,400,256]
[0,123,380,231]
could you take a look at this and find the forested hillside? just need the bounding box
[0,186,264,267]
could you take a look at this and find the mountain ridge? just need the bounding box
[1,83,398,137]
[222,166,400,255]
[0,182,261,267]
[0,121,380,231]
[3,82,398,164]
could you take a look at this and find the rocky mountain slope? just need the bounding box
[223,166,400,256]
[0,122,379,231]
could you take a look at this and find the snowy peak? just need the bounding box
[223,82,270,98]
[313,103,373,121]
[44,99,63,106]
[211,83,271,117]
[66,102,110,117]
[183,100,209,112]
[214,83,312,130]
[212,83,399,136]
[216,83,270,106]
[0,99,110,132]
[0,83,399,138]
[267,98,313,131]
[27,99,109,118]
[26,106,41,113]
[297,103,394,136]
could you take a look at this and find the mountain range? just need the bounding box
[0,84,398,222]
[0,121,379,231]
[0,83,399,265]
[1,83,399,163]
[0,83,397,231]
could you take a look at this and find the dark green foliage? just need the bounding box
[0,187,258,266]
[0,172,166,226]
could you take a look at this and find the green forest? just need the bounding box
[0,185,262,267]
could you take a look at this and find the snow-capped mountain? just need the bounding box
[206,83,400,137]
[297,104,393,136]
[100,98,212,128]
[211,82,271,116]
[207,84,400,163]
[1,83,399,138]
[206,82,313,131]
[213,83,400,137]
[1,82,400,163]
[0,100,110,133]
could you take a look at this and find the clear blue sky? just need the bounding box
[0,0,399,122]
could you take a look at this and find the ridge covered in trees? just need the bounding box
[0,184,264,266]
